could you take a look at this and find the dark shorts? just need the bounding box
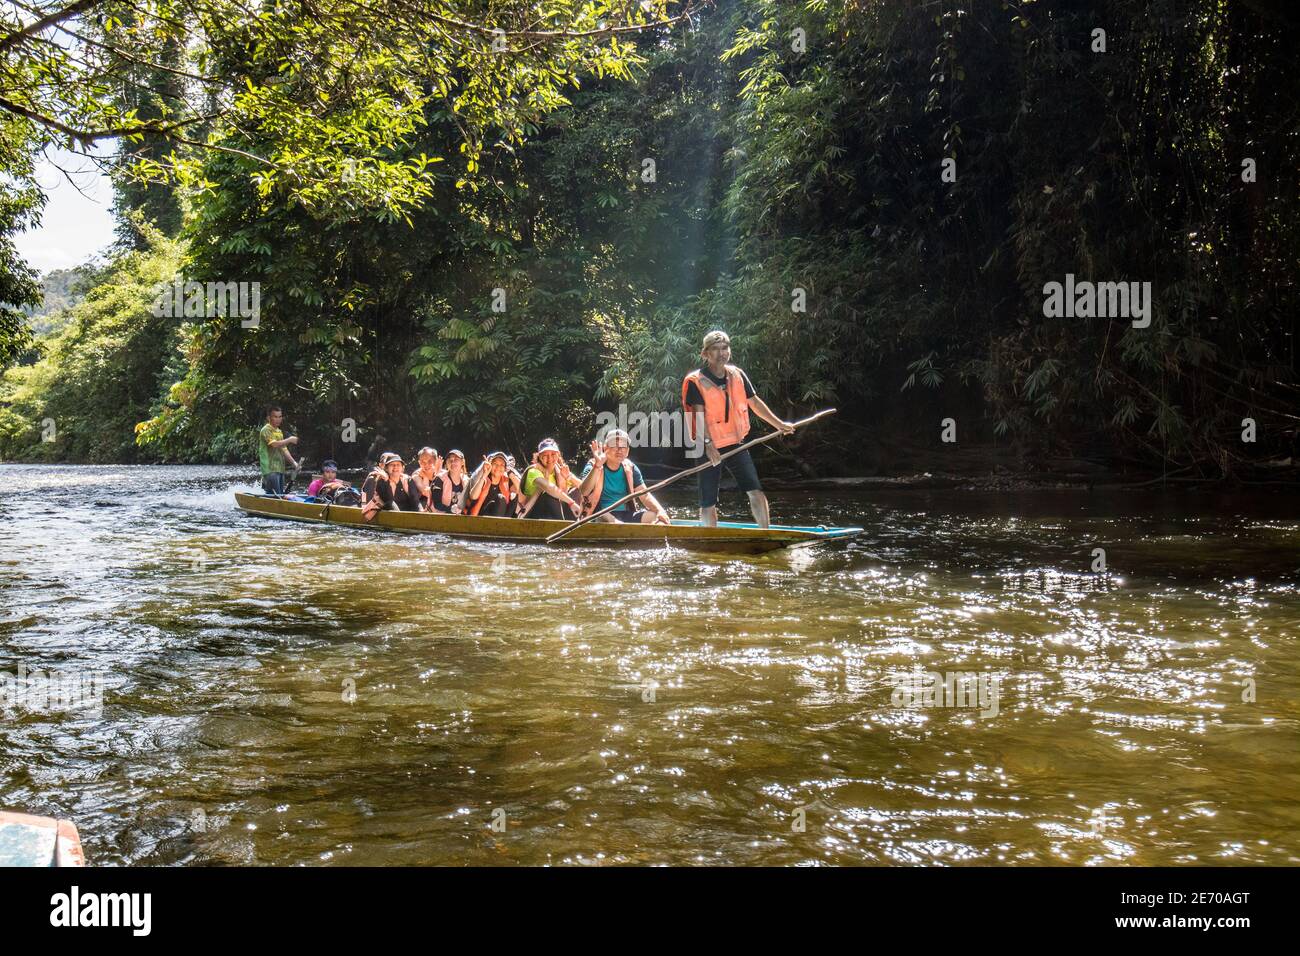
[525,497,578,521]
[609,509,648,523]
[475,496,514,518]
[262,472,287,495]
[698,447,762,508]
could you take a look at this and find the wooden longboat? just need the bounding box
[234,492,862,554]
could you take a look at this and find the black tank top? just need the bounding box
[428,475,465,512]
[362,473,423,512]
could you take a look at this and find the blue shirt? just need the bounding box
[580,461,645,511]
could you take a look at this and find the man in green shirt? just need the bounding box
[258,405,299,495]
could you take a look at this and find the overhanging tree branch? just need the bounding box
[411,0,706,41]
[0,0,105,56]
[0,1,710,183]
[0,93,220,144]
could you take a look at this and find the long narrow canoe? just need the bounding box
[235,492,861,554]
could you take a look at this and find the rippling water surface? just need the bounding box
[1,464,1296,866]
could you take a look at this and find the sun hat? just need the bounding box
[701,329,730,351]
[446,449,465,461]
[378,452,403,467]
[537,438,561,455]
[603,428,631,448]
[487,451,508,463]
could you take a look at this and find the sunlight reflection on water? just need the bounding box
[0,464,1296,866]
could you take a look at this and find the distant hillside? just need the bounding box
[26,265,97,336]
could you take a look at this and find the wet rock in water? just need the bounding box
[999,749,1056,776]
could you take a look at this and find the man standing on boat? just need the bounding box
[682,330,793,528]
[258,405,299,495]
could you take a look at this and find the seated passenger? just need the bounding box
[306,460,349,500]
[466,451,518,517]
[576,429,671,525]
[361,452,423,520]
[409,446,443,511]
[429,449,468,513]
[519,438,581,520]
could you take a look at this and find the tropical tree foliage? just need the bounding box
[2,0,1297,474]
[0,110,43,369]
[0,230,182,461]
[603,0,1300,474]
[0,0,697,362]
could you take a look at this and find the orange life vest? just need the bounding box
[681,364,751,449]
[469,472,514,516]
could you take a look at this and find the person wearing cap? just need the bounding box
[466,451,520,517]
[361,452,423,519]
[306,460,348,500]
[576,428,671,525]
[429,449,469,513]
[681,330,793,528]
[519,438,582,520]
[409,446,443,511]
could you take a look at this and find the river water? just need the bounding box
[0,464,1296,866]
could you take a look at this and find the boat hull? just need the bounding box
[234,493,861,554]
[0,811,85,867]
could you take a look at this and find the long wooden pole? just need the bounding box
[545,408,837,544]
[283,454,305,495]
